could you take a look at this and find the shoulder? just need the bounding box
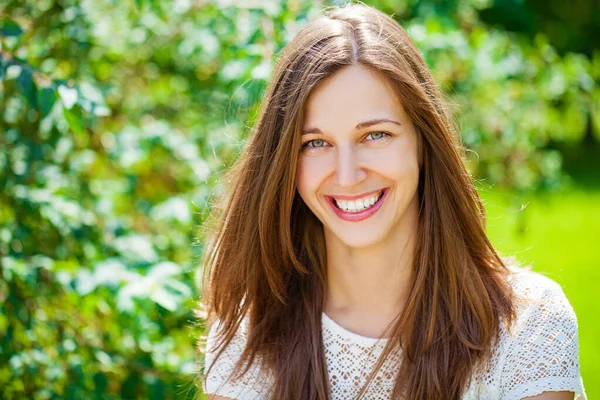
[506,265,569,306]
[496,265,587,399]
[202,316,271,399]
[505,266,580,342]
[503,265,580,359]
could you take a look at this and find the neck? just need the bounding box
[323,198,418,325]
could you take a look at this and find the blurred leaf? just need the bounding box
[164,279,192,298]
[150,287,178,311]
[77,82,111,116]
[37,87,57,117]
[113,234,159,264]
[147,261,181,281]
[0,18,24,37]
[0,56,8,80]
[58,85,78,109]
[16,68,37,108]
[63,106,85,135]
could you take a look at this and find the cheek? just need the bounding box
[296,155,332,201]
[363,142,420,180]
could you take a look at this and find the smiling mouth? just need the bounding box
[331,189,385,213]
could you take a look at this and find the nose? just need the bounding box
[335,145,366,187]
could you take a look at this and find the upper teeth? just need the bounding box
[333,190,383,213]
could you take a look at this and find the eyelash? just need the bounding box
[301,131,391,150]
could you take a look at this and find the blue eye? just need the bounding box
[366,131,388,141]
[303,139,326,148]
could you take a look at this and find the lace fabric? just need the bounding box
[202,267,587,399]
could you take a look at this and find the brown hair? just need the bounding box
[199,3,516,399]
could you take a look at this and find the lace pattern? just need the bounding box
[202,267,586,399]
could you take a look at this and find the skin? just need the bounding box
[296,64,420,338]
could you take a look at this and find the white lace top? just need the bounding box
[202,267,587,399]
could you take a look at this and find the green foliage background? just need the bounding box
[1,0,598,398]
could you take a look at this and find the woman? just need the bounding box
[199,3,586,399]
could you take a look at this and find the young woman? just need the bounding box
[199,3,586,399]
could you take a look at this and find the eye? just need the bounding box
[302,139,328,149]
[365,131,389,141]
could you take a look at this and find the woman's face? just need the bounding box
[296,64,421,249]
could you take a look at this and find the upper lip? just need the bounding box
[326,188,385,200]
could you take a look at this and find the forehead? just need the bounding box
[303,64,405,132]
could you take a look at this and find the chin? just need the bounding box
[326,226,389,249]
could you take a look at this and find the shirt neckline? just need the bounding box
[321,312,390,346]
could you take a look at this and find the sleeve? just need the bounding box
[499,275,587,400]
[202,317,271,400]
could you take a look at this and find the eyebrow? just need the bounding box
[302,118,402,135]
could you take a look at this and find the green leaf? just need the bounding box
[63,106,85,135]
[17,68,37,108]
[0,19,24,37]
[93,372,108,394]
[37,87,57,117]
[0,56,8,80]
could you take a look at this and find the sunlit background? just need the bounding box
[1,0,598,398]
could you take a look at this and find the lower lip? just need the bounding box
[326,189,389,222]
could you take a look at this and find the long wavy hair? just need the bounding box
[199,3,516,399]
